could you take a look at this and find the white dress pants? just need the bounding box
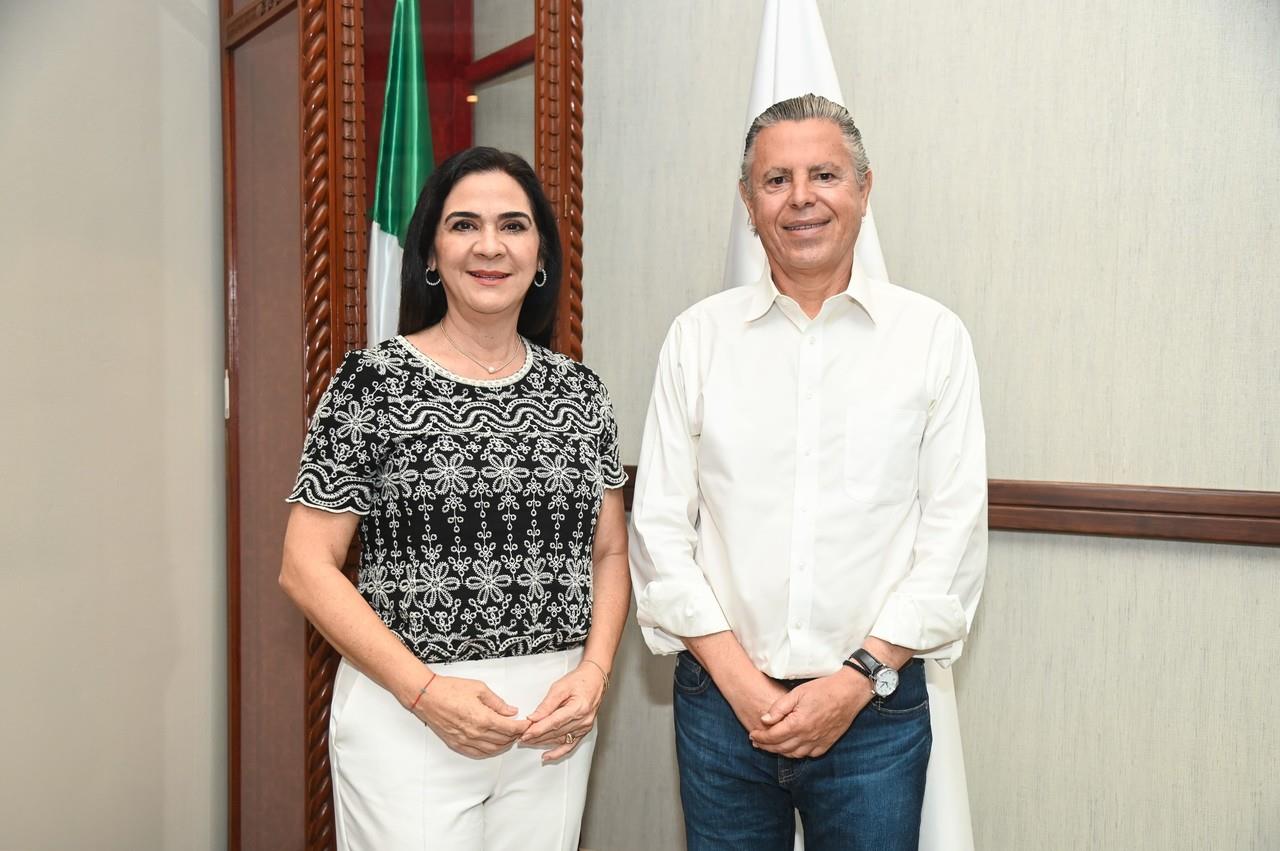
[330,648,597,851]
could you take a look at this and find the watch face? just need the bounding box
[874,668,899,698]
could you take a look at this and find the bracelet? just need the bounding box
[582,658,610,692]
[408,672,437,711]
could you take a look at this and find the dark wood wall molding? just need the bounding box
[619,467,1280,547]
[536,0,585,360]
[225,0,299,50]
[988,480,1280,547]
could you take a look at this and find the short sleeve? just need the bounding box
[595,381,628,489]
[286,350,387,515]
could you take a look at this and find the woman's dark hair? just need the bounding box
[398,146,561,346]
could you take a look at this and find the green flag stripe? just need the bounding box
[371,0,434,244]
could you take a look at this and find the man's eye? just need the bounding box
[816,172,835,181]
[767,175,788,186]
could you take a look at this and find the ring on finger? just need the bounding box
[563,731,575,745]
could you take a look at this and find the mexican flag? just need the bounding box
[368,0,434,345]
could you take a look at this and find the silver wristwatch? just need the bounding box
[843,648,899,698]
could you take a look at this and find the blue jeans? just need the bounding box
[674,652,931,851]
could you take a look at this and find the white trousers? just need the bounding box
[330,648,597,851]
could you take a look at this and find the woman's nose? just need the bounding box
[473,224,503,256]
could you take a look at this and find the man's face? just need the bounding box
[739,119,872,280]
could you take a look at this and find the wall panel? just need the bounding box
[960,533,1280,849]
[0,1,225,848]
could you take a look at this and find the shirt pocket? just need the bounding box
[844,408,927,504]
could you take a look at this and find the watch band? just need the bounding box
[842,656,871,678]
[851,648,886,677]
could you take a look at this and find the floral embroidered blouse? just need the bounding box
[287,336,627,663]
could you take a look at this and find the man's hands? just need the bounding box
[718,669,791,735]
[749,667,872,759]
[685,630,910,760]
[410,675,530,758]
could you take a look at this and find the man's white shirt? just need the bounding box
[629,267,988,679]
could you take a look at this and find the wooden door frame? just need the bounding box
[222,1,585,847]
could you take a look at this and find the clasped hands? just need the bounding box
[410,663,606,762]
[730,667,873,759]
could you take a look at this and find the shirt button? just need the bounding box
[808,338,817,347]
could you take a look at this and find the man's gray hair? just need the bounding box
[739,93,870,192]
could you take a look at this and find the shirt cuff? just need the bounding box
[868,592,969,662]
[637,579,732,640]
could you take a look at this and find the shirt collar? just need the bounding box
[742,261,878,324]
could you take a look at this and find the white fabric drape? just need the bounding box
[367,221,404,346]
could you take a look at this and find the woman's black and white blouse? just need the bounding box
[287,336,627,664]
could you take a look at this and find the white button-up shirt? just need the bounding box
[629,267,987,678]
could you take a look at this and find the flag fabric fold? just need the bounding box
[727,3,974,850]
[723,0,887,289]
[367,0,434,345]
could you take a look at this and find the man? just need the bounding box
[629,94,987,850]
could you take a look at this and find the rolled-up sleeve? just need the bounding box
[629,322,731,653]
[869,315,987,665]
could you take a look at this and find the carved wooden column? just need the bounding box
[298,0,368,848]
[537,0,585,360]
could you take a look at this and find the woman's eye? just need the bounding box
[451,220,476,231]
[502,221,528,232]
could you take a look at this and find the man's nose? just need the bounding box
[789,176,816,206]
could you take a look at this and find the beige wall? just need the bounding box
[580,1,1280,849]
[0,2,225,849]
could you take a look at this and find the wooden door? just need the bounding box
[222,0,367,848]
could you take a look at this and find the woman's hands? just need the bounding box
[410,675,531,758]
[519,663,608,761]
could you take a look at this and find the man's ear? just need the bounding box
[738,181,755,232]
[859,168,874,212]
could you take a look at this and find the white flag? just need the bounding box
[723,0,887,289]
[728,4,975,850]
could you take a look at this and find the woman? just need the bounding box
[280,147,629,850]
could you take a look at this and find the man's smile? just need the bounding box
[782,218,830,233]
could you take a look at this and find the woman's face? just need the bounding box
[430,170,541,327]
